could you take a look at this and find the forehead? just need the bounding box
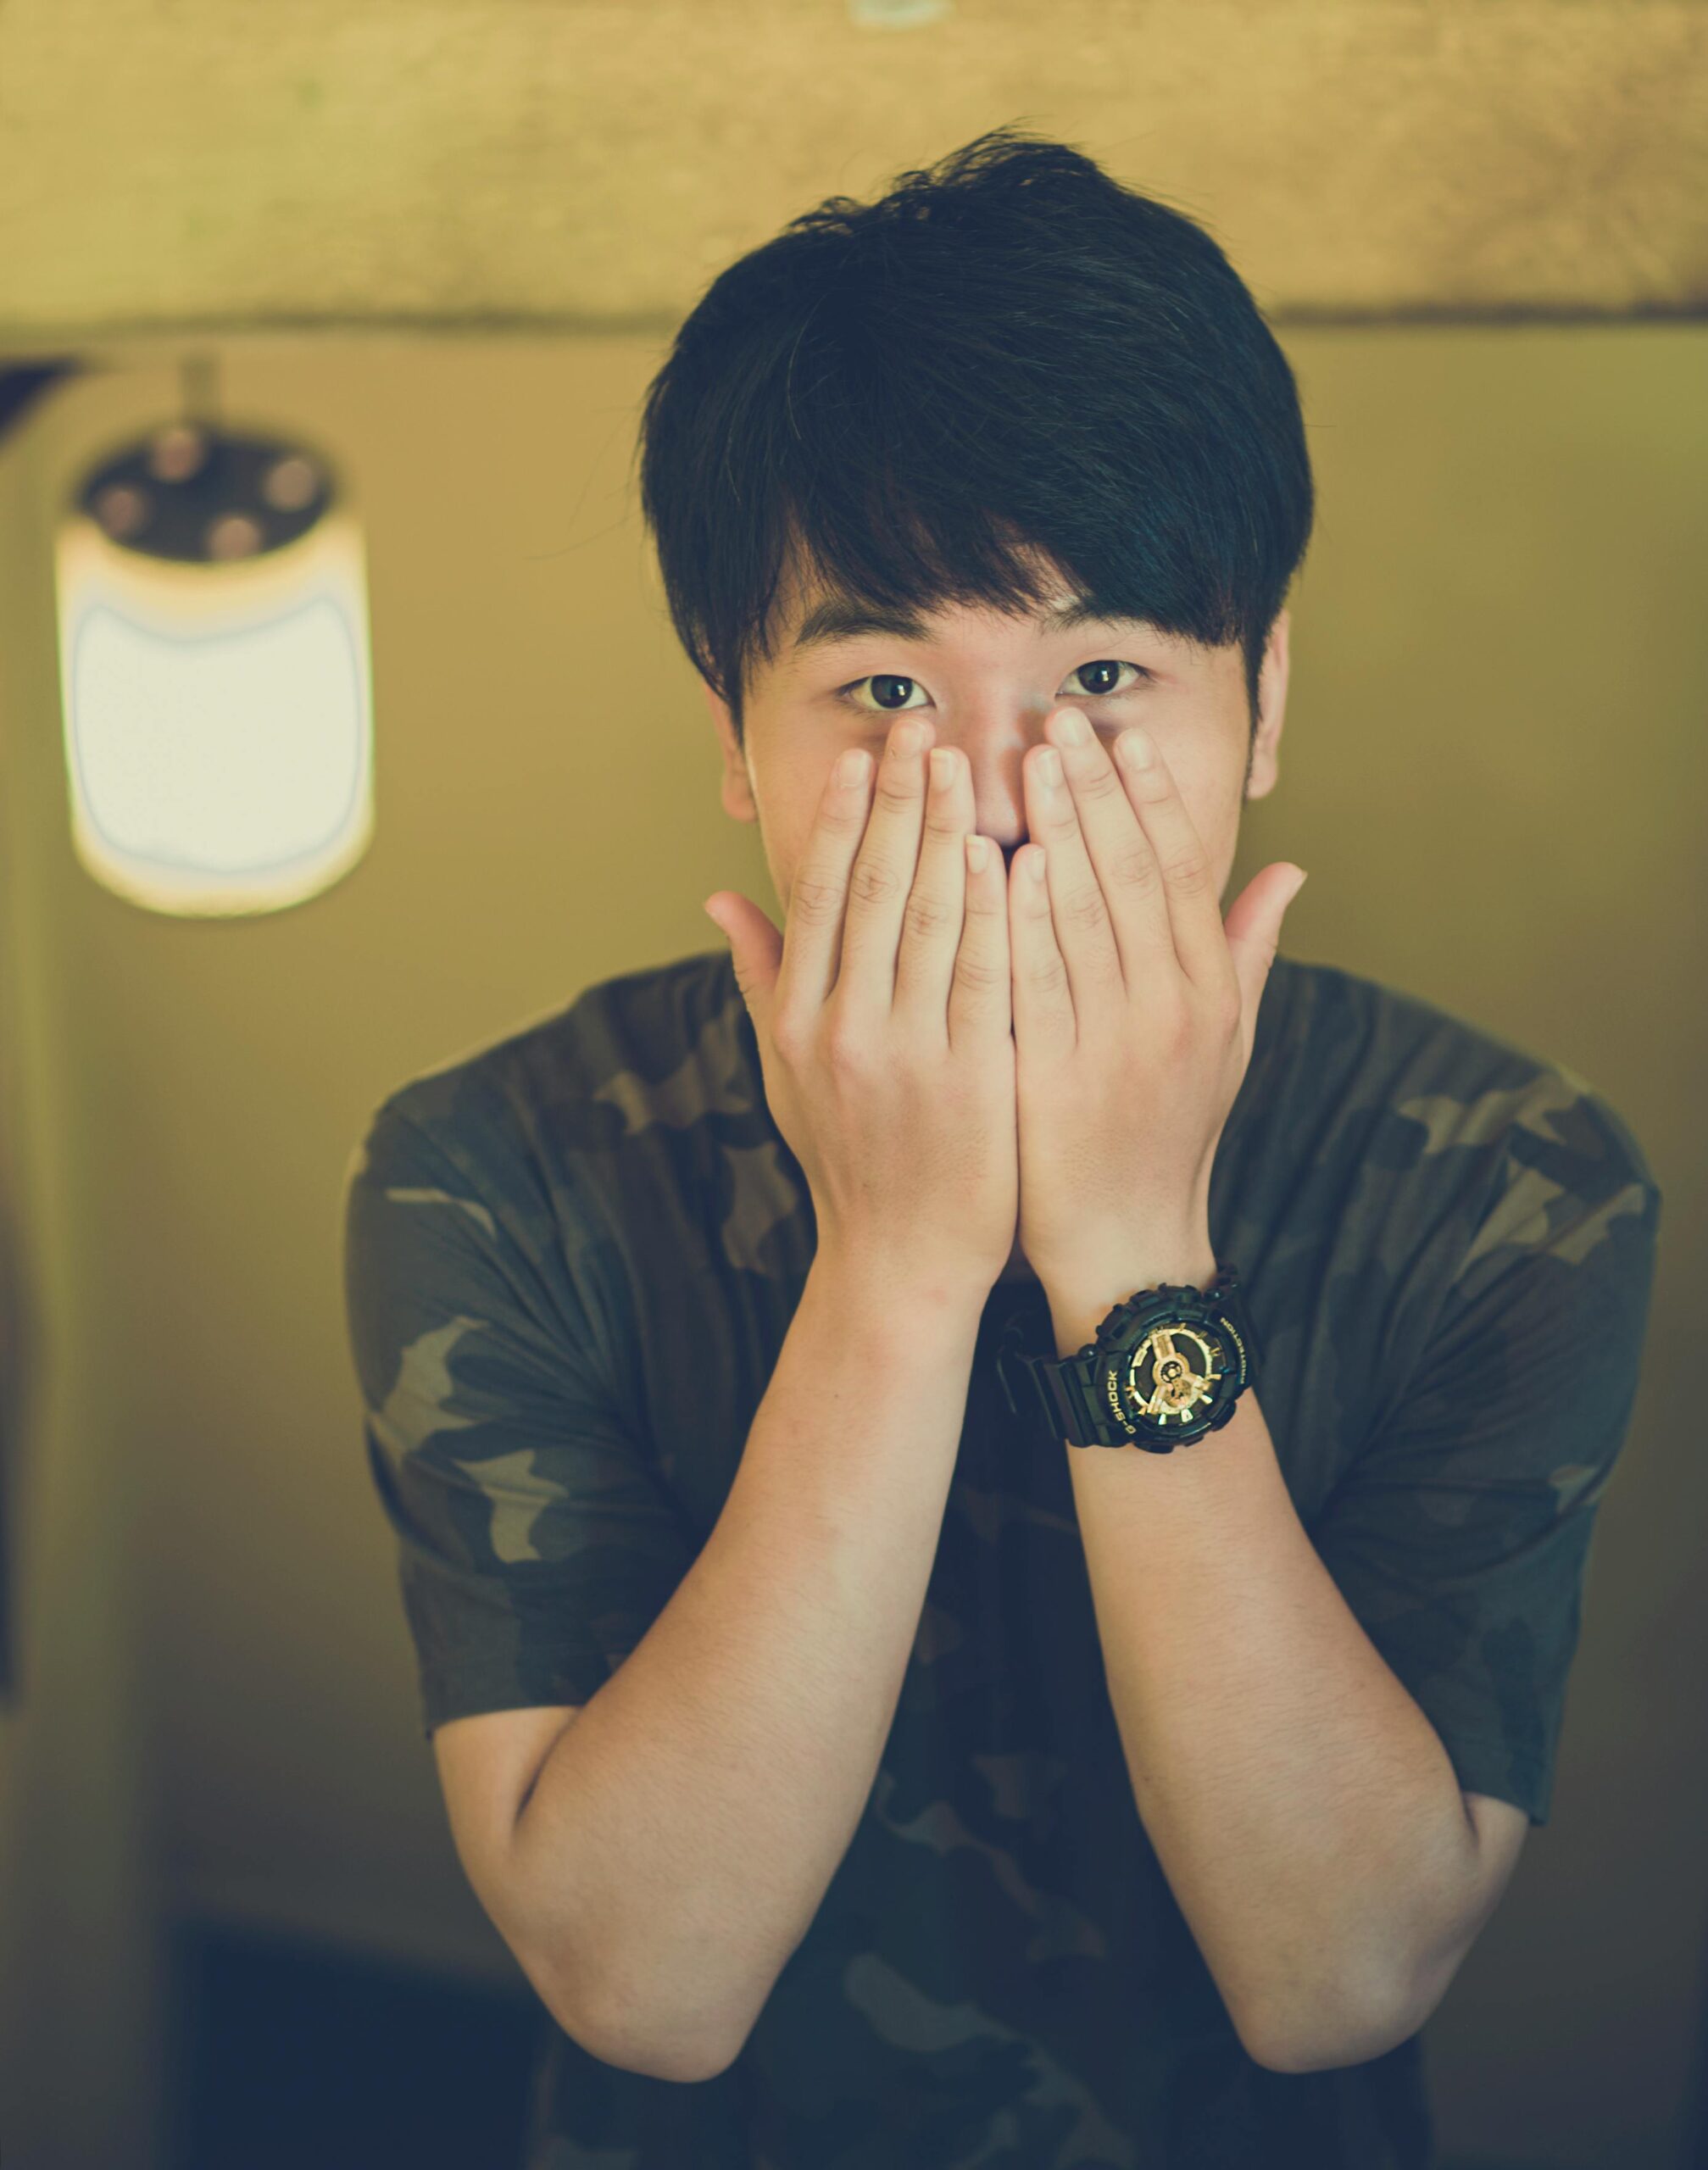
[786,587,1156,655]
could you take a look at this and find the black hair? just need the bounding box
[633,125,1313,755]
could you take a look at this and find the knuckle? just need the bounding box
[820,792,869,833]
[788,871,847,926]
[952,948,1008,997]
[902,885,955,942]
[872,768,921,815]
[769,1008,807,1061]
[824,1014,873,1072]
[1062,883,1110,935]
[1158,995,1194,1049]
[1164,850,1212,898]
[1026,949,1071,999]
[1076,762,1125,804]
[848,856,901,908]
[1112,841,1162,894]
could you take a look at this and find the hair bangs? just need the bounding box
[636,126,1312,746]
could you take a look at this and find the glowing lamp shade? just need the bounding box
[54,430,374,916]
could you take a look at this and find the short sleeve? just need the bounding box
[340,1096,699,1736]
[1310,1099,1663,1827]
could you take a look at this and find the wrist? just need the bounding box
[807,1243,991,1340]
[1040,1226,1220,1358]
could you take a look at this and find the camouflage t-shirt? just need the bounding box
[341,945,1661,2170]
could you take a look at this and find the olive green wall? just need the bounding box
[0,325,1701,2166]
[0,406,169,2167]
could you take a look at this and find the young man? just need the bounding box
[342,128,1661,2168]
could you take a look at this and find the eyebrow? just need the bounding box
[788,593,1149,654]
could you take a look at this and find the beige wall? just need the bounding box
[0,324,1702,2166]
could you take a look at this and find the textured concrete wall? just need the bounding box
[0,1,1705,348]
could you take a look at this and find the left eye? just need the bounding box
[837,660,1147,713]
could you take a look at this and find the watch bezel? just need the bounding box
[1088,1280,1250,1447]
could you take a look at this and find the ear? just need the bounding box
[703,678,759,825]
[1243,609,1292,804]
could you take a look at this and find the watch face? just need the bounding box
[1115,1318,1239,1435]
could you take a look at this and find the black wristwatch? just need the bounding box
[995,1264,1261,1452]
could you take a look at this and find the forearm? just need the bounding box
[511,1247,984,2082]
[1058,1358,1482,2071]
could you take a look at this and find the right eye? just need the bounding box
[837,675,927,714]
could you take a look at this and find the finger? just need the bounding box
[773,743,877,1025]
[704,887,783,1046]
[839,714,934,1015]
[1112,726,1236,1000]
[1223,860,1308,1052]
[1008,841,1076,1050]
[1026,728,1121,1017]
[949,826,1013,1049]
[893,739,972,1034]
[1049,709,1175,985]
